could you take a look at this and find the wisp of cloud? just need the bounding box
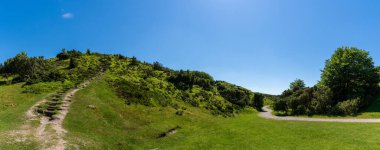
[62,12,74,19]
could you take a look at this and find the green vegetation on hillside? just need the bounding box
[0,50,264,116]
[64,79,380,149]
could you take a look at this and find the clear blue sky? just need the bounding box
[1,0,380,95]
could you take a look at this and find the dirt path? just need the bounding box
[259,105,380,123]
[37,81,89,150]
[9,81,90,150]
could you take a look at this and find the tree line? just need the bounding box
[274,47,380,116]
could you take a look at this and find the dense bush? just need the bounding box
[273,99,287,112]
[277,47,380,116]
[336,98,360,116]
[253,93,264,111]
[168,70,214,91]
[216,81,253,107]
[289,79,306,91]
[56,49,83,60]
[1,52,63,84]
[310,85,333,114]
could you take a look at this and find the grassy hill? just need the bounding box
[1,50,380,149]
[64,79,380,149]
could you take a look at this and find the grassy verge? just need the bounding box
[0,83,48,130]
[64,80,380,149]
[0,83,48,149]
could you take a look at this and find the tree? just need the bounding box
[153,61,164,70]
[320,47,380,107]
[289,79,306,91]
[86,49,91,55]
[69,57,76,69]
[0,63,3,73]
[1,52,55,83]
[130,56,139,66]
[57,49,69,60]
[253,93,264,111]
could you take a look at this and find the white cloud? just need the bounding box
[62,12,74,19]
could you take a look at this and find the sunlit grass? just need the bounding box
[0,83,48,149]
[64,80,380,149]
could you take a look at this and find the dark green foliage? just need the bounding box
[69,58,76,69]
[114,54,126,59]
[168,70,214,91]
[1,52,62,84]
[216,81,253,107]
[0,63,4,74]
[56,49,69,60]
[153,61,166,71]
[321,47,379,107]
[273,99,287,112]
[277,47,380,116]
[56,49,83,60]
[289,79,306,91]
[253,93,264,111]
[283,90,310,115]
[310,85,333,114]
[86,49,92,55]
[336,98,360,116]
[130,56,139,66]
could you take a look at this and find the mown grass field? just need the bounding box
[64,80,380,150]
[0,83,48,149]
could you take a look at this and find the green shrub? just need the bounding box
[216,81,253,108]
[337,98,360,116]
[168,70,214,90]
[310,85,333,114]
[253,93,264,111]
[273,99,287,112]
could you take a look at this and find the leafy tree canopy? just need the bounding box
[289,79,306,91]
[321,47,379,106]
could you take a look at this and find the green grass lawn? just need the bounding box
[0,83,47,130]
[64,80,380,149]
[0,83,48,149]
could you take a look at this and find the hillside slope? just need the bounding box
[63,79,380,149]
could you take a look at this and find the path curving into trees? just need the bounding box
[259,106,380,123]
